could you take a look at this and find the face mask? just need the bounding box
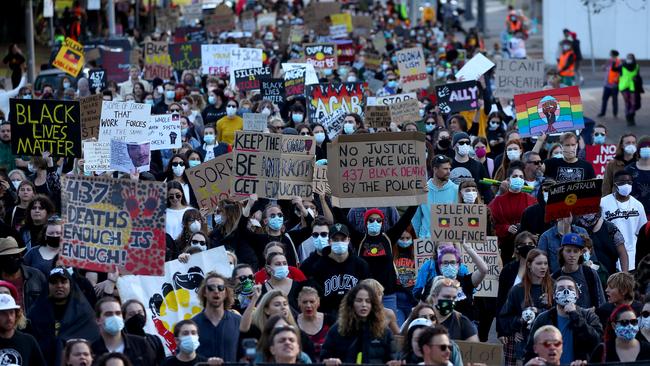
[425,124,435,133]
[182,127,189,136]
[27,163,36,173]
[387,80,398,89]
[23,94,32,99]
[272,265,289,280]
[125,314,146,336]
[11,180,21,190]
[543,191,549,202]
[261,108,272,116]
[579,213,599,228]
[381,64,390,71]
[435,299,455,316]
[440,264,458,279]
[489,121,500,130]
[617,183,632,197]
[292,114,303,123]
[624,145,637,155]
[63,82,71,89]
[145,99,154,105]
[593,135,606,144]
[640,316,650,329]
[189,159,202,168]
[165,90,176,100]
[457,144,471,156]
[419,109,426,118]
[343,123,355,135]
[189,220,201,233]
[507,150,521,161]
[462,191,478,204]
[314,132,326,144]
[367,221,382,235]
[582,250,591,262]
[554,288,577,307]
[397,239,413,248]
[353,61,364,70]
[313,235,330,251]
[426,66,433,74]
[204,134,215,144]
[552,153,564,159]
[182,105,190,113]
[347,76,357,83]
[438,138,451,149]
[268,216,283,230]
[179,335,201,353]
[323,68,333,76]
[226,106,237,117]
[626,58,634,64]
[208,96,216,105]
[46,235,61,248]
[473,146,486,159]
[104,315,125,336]
[517,245,534,259]
[331,241,349,255]
[510,177,525,191]
[172,165,185,177]
[615,324,639,341]
[239,107,251,114]
[214,214,223,226]
[640,147,650,159]
[0,256,21,274]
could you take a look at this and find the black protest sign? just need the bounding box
[435,80,479,114]
[88,69,107,90]
[284,66,306,97]
[10,98,82,157]
[169,42,201,71]
[261,79,286,106]
[303,43,337,69]
[544,179,603,222]
[234,67,272,91]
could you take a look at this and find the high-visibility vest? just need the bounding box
[607,59,621,84]
[508,18,522,33]
[558,51,575,77]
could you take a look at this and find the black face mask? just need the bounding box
[438,138,451,149]
[125,314,146,336]
[46,235,61,248]
[0,255,22,274]
[516,245,535,259]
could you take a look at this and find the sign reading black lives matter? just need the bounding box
[261,79,286,107]
[10,98,82,157]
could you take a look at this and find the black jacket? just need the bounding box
[520,187,553,235]
[92,332,159,366]
[321,323,393,364]
[495,260,519,335]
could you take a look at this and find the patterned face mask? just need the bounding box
[554,288,577,306]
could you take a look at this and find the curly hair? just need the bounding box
[338,284,385,339]
[197,272,234,310]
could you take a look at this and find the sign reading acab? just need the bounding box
[52,38,85,77]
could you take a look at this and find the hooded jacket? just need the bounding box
[520,186,554,235]
[412,179,458,238]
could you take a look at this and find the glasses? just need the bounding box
[641,311,650,318]
[207,284,226,292]
[441,260,457,266]
[616,319,639,327]
[425,122,435,126]
[311,232,329,238]
[615,181,633,186]
[527,160,543,165]
[300,132,311,136]
[457,140,470,146]
[168,194,182,199]
[171,162,185,167]
[227,104,237,108]
[269,213,283,219]
[428,344,452,352]
[541,340,563,348]
[169,109,181,113]
[594,133,606,137]
[367,218,383,224]
[191,240,206,245]
[238,275,254,282]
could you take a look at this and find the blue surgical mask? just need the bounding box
[552,153,563,159]
[425,124,435,133]
[510,177,525,191]
[204,134,215,144]
[182,128,189,136]
[343,123,355,135]
[239,108,251,114]
[331,241,349,255]
[324,68,333,76]
[188,160,201,168]
[593,135,606,145]
[63,81,71,89]
[367,221,382,235]
[387,80,398,89]
[165,90,176,100]
[313,236,329,251]
[214,214,223,225]
[426,66,433,74]
[640,147,650,159]
[208,96,216,105]
[272,265,290,280]
[104,315,125,335]
[440,264,458,279]
[615,324,639,341]
[314,132,326,144]
[23,94,32,99]
[179,335,200,353]
[145,99,154,105]
[292,114,304,123]
[397,239,413,248]
[268,216,284,230]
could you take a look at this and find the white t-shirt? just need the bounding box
[601,194,648,270]
[166,207,192,240]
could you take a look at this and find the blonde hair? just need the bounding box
[533,325,561,343]
[360,278,385,297]
[252,290,296,330]
[426,276,460,304]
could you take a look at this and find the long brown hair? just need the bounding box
[494,139,524,181]
[522,249,554,308]
[614,133,637,161]
[338,284,386,338]
[218,199,241,236]
[197,272,234,310]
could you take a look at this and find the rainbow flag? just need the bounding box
[514,86,584,137]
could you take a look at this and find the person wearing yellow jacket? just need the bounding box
[617,53,641,126]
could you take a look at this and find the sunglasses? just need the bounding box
[191,240,206,246]
[429,344,451,352]
[269,213,283,219]
[171,162,185,167]
[311,232,329,238]
[594,133,606,137]
[168,194,182,199]
[368,218,382,224]
[527,160,543,165]
[238,275,254,282]
[456,141,470,146]
[616,319,639,327]
[425,122,435,126]
[300,132,311,136]
[170,109,181,113]
[641,311,650,318]
[207,284,226,292]
[541,340,563,348]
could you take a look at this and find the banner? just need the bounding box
[414,238,434,273]
[201,44,238,75]
[99,101,152,142]
[327,132,427,208]
[493,59,545,98]
[456,341,503,366]
[395,46,429,91]
[364,106,391,129]
[117,247,231,354]
[455,53,495,81]
[243,113,267,132]
[82,141,111,172]
[186,153,233,213]
[169,42,201,71]
[147,113,182,150]
[313,165,329,195]
[366,92,418,107]
[305,82,366,139]
[435,81,479,114]
[231,131,315,199]
[545,179,603,222]
[88,68,107,91]
[52,37,85,77]
[303,43,337,70]
[60,176,167,275]
[514,86,584,137]
[586,144,617,179]
[80,94,102,140]
[144,41,172,80]
[233,67,271,91]
[283,66,306,97]
[430,204,488,243]
[460,237,501,297]
[389,99,421,126]
[260,79,286,106]
[10,98,82,157]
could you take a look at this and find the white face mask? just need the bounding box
[226,106,237,117]
[457,144,471,156]
[624,145,637,155]
[189,220,201,233]
[507,149,521,161]
[617,183,632,197]
[462,191,478,203]
[261,108,272,116]
[543,191,549,202]
[172,165,185,177]
[11,180,21,190]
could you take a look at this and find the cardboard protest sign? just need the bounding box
[352,16,373,37]
[514,86,584,137]
[88,68,107,91]
[204,4,235,33]
[414,238,434,273]
[231,131,315,199]
[80,94,102,140]
[329,25,348,39]
[182,3,202,24]
[283,66,306,97]
[313,165,329,195]
[52,37,85,77]
[545,179,603,222]
[455,53,495,81]
[234,67,271,91]
[372,33,386,53]
[201,44,238,75]
[243,113,267,132]
[364,106,391,129]
[330,13,352,32]
[110,140,151,173]
[460,237,501,297]
[289,25,305,44]
[282,63,319,85]
[186,153,233,213]
[367,92,418,107]
[430,204,487,242]
[303,43,337,70]
[389,99,421,126]
[586,144,617,179]
[101,50,131,82]
[305,82,366,140]
[82,141,111,172]
[261,79,286,106]
[327,132,427,208]
[230,48,263,77]
[435,81,479,114]
[60,176,167,275]
[99,101,152,142]
[256,12,277,29]
[395,46,429,91]
[303,2,341,35]
[10,98,82,157]
[169,42,201,71]
[143,41,172,80]
[456,341,503,366]
[493,59,545,98]
[117,247,231,354]
[147,113,181,150]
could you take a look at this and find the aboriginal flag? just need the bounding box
[544,179,602,222]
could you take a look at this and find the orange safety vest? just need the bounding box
[558,51,575,77]
[508,19,522,33]
[607,59,621,84]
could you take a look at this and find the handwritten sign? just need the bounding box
[430,204,487,243]
[83,141,111,172]
[234,67,271,91]
[201,44,238,75]
[545,179,603,222]
[80,94,102,140]
[585,144,616,179]
[389,99,421,126]
[313,165,329,195]
[303,43,337,70]
[169,42,201,70]
[367,92,418,107]
[456,341,503,366]
[261,79,286,106]
[256,12,277,29]
[283,66,306,97]
[99,101,152,142]
[327,132,427,208]
[204,4,235,33]
[364,105,391,129]
[460,237,501,297]
[282,63,319,85]
[186,153,233,213]
[414,238,434,273]
[10,98,82,157]
[229,48,263,84]
[143,41,172,80]
[147,113,181,150]
[395,46,429,91]
[60,176,167,275]
[306,82,366,139]
[243,113,267,132]
[88,68,107,90]
[435,81,479,114]
[52,37,85,77]
[493,59,545,98]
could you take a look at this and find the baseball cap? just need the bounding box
[329,223,350,238]
[49,266,72,282]
[408,317,434,330]
[0,293,19,311]
[560,233,584,248]
[0,237,24,256]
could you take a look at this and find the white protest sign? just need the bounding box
[99,101,152,142]
[110,140,151,173]
[201,44,238,75]
[82,141,111,172]
[243,113,267,132]
[282,63,319,85]
[455,53,495,81]
[147,114,181,150]
[229,48,263,86]
[256,12,277,29]
[367,92,418,106]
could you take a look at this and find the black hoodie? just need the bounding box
[520,186,553,235]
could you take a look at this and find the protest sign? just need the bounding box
[147,113,181,150]
[456,341,503,366]
[282,63,319,85]
[52,37,85,77]
[230,48,263,74]
[243,113,267,132]
[169,42,201,71]
[372,33,386,53]
[364,51,383,71]
[460,237,501,297]
[231,131,315,199]
[88,68,107,91]
[352,16,373,37]
[313,165,329,195]
[10,98,82,157]
[303,43,337,70]
[329,25,348,39]
[234,66,271,91]
[117,247,231,354]
[430,204,487,243]
[99,101,152,142]
[586,144,617,179]
[204,4,235,33]
[261,79,286,106]
[305,82,366,139]
[364,106,391,129]
[327,132,427,208]
[182,3,202,24]
[201,44,238,75]
[303,2,340,35]
[455,53,495,81]
[367,92,418,107]
[334,40,356,65]
[545,179,603,222]
[80,94,102,140]
[110,140,151,173]
[395,46,429,91]
[283,66,306,97]
[331,13,352,32]
[389,99,421,126]
[186,153,234,213]
[289,25,305,44]
[435,81,479,114]
[256,12,277,29]
[514,86,584,137]
[144,41,172,80]
[240,11,256,33]
[60,176,167,275]
[414,238,434,273]
[82,141,111,172]
[101,50,131,82]
[493,59,545,98]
